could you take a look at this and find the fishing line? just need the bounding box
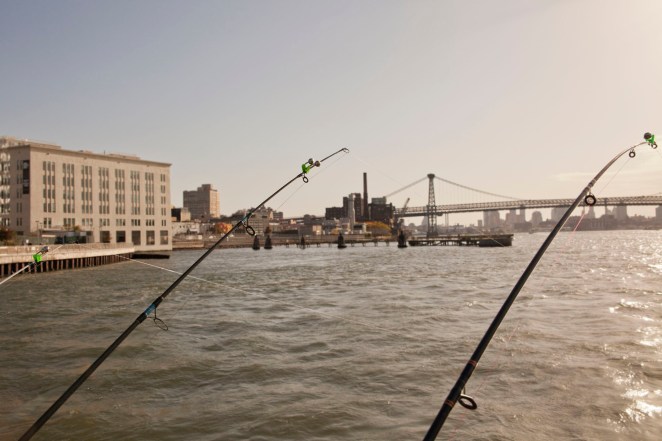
[448,214,594,439]
[350,152,406,189]
[436,144,653,438]
[51,227,409,340]
[75,242,410,338]
[434,176,523,201]
[422,133,657,441]
[570,206,587,234]
[273,150,349,213]
[0,245,65,288]
[0,261,36,286]
[463,225,509,247]
[18,147,350,441]
[593,153,633,198]
[272,181,306,213]
[447,320,524,441]
[47,243,206,327]
[441,225,536,436]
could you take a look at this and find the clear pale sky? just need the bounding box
[2,0,661,220]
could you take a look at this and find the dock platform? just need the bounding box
[0,243,135,278]
[408,234,513,247]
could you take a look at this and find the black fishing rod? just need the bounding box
[0,246,50,287]
[423,133,657,441]
[19,147,349,441]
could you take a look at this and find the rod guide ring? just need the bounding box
[458,394,477,410]
[585,194,597,206]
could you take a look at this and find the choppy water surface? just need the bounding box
[1,230,661,440]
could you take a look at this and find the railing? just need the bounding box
[0,243,134,255]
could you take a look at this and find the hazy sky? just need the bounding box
[2,0,661,220]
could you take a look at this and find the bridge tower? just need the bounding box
[426,173,437,237]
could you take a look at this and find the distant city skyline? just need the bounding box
[2,1,661,218]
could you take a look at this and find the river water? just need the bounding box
[1,230,661,441]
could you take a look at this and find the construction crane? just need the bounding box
[395,197,410,229]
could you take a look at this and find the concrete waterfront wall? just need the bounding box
[0,243,135,278]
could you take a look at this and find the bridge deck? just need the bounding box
[396,195,662,217]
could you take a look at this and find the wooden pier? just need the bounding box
[173,233,513,250]
[408,233,513,247]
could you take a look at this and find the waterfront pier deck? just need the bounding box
[408,233,513,247]
[0,243,135,278]
[172,233,513,249]
[173,234,394,250]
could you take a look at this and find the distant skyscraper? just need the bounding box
[613,205,628,221]
[530,211,543,226]
[586,206,596,219]
[551,207,566,222]
[483,210,501,228]
[183,184,220,220]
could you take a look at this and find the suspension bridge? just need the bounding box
[385,173,662,235]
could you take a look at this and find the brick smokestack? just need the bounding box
[363,172,369,221]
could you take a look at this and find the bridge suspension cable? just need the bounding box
[384,175,523,201]
[383,176,429,198]
[434,176,521,201]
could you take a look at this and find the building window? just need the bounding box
[62,163,75,214]
[100,231,111,243]
[131,171,141,215]
[81,165,93,214]
[42,161,56,213]
[145,172,155,217]
[115,169,125,215]
[99,167,110,215]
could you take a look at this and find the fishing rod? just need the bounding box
[0,246,50,287]
[423,133,657,441]
[18,147,350,441]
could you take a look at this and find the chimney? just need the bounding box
[363,172,369,221]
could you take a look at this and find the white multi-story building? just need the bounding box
[0,137,172,251]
